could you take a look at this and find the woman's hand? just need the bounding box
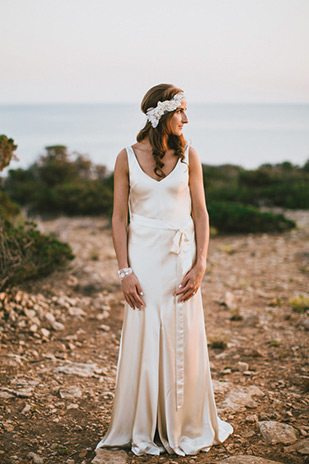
[173,261,206,303]
[121,273,145,310]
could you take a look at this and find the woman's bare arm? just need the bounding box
[188,145,209,267]
[112,149,130,269]
[112,149,145,310]
[174,145,209,302]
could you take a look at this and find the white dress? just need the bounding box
[96,142,233,456]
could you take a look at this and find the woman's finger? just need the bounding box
[175,279,196,296]
[125,295,135,310]
[177,287,198,303]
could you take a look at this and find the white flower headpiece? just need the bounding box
[146,92,185,128]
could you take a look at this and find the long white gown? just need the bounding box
[96,142,233,456]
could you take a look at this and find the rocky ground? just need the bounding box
[0,208,308,464]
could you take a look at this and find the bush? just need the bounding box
[0,136,75,290]
[5,145,113,217]
[207,201,296,234]
[203,160,309,210]
[0,218,74,291]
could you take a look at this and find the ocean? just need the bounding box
[0,103,308,175]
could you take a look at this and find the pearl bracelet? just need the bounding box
[118,267,133,280]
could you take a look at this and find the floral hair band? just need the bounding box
[146,92,185,128]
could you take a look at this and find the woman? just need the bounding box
[96,84,233,456]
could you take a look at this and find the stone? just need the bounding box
[0,390,14,399]
[21,404,31,414]
[41,328,50,338]
[55,361,99,377]
[245,399,258,408]
[59,386,82,399]
[243,314,260,327]
[28,452,44,464]
[302,318,309,330]
[237,361,249,372]
[219,291,236,309]
[213,380,264,413]
[258,421,297,445]
[285,437,309,455]
[246,414,258,423]
[67,403,79,410]
[51,320,65,331]
[99,324,111,332]
[217,456,284,464]
[45,312,64,331]
[68,307,86,317]
[0,353,23,366]
[91,449,127,464]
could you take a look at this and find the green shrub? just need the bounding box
[0,136,75,290]
[0,218,74,290]
[203,160,309,210]
[5,145,114,217]
[0,190,21,218]
[207,201,296,234]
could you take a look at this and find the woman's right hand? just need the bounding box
[121,273,145,310]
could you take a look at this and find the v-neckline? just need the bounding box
[130,146,181,184]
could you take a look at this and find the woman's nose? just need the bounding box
[183,113,188,123]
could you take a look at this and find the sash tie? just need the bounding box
[129,213,194,410]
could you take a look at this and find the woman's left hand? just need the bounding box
[173,261,206,303]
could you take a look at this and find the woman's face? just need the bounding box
[170,100,188,136]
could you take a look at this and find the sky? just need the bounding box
[1,0,309,104]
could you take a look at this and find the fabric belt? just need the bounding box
[129,213,193,410]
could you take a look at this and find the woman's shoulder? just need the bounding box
[187,144,200,164]
[114,147,129,173]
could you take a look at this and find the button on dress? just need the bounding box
[96,142,233,456]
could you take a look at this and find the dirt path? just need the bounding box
[0,210,308,464]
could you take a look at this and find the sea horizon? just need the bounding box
[1,102,309,175]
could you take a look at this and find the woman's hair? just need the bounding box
[136,83,187,179]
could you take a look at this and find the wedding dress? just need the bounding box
[96,142,233,456]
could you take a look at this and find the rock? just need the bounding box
[213,380,264,413]
[246,414,258,423]
[55,361,99,377]
[21,404,31,414]
[245,399,258,408]
[67,403,79,410]
[301,318,309,330]
[52,320,65,331]
[217,456,284,464]
[285,437,309,455]
[59,386,82,399]
[28,452,44,464]
[0,353,23,366]
[41,328,50,338]
[0,390,14,399]
[237,361,249,372]
[91,449,127,464]
[99,324,111,332]
[45,312,64,331]
[243,314,260,327]
[258,421,297,445]
[68,307,86,317]
[219,291,236,309]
